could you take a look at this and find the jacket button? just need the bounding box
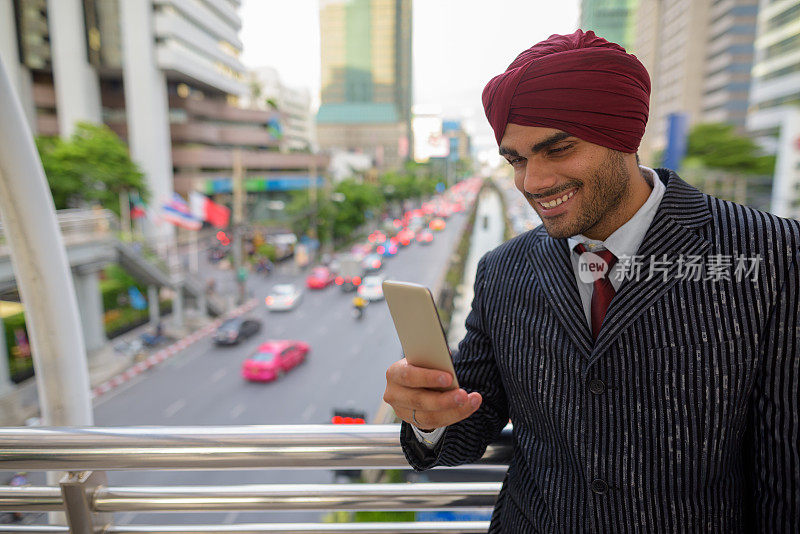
[591,479,608,495]
[589,379,605,395]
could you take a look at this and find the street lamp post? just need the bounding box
[232,149,247,305]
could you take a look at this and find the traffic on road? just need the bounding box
[84,178,481,526]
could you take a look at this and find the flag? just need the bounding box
[189,191,230,229]
[130,197,147,219]
[128,286,147,310]
[161,193,202,230]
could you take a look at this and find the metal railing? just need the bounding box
[0,208,115,255]
[0,424,513,533]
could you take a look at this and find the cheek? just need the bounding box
[513,169,525,192]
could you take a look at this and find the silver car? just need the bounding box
[357,275,385,302]
[265,284,303,311]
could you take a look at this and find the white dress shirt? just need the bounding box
[567,166,664,326]
[412,166,666,447]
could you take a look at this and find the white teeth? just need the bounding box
[539,189,575,209]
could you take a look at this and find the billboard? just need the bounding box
[413,115,450,162]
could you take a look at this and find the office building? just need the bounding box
[0,0,328,225]
[579,0,638,51]
[747,0,800,218]
[747,0,800,150]
[317,0,413,169]
[703,0,760,131]
[633,0,712,164]
[245,66,317,153]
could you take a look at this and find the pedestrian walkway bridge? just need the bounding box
[0,209,224,357]
[0,424,513,532]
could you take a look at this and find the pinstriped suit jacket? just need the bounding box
[400,169,800,533]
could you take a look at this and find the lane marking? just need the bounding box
[301,403,316,422]
[211,368,228,383]
[163,398,186,418]
[230,403,246,419]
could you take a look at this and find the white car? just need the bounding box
[265,284,303,311]
[357,275,385,301]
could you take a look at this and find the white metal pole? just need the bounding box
[0,56,93,427]
[190,228,199,274]
[120,190,131,241]
[0,314,12,396]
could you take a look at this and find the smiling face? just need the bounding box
[500,123,646,240]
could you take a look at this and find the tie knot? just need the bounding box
[574,243,618,271]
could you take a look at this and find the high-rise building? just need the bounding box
[0,0,328,226]
[634,0,712,165]
[245,66,317,154]
[747,0,800,151]
[579,0,638,51]
[634,0,760,166]
[747,0,800,219]
[317,0,413,169]
[702,0,760,131]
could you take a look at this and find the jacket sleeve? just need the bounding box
[401,254,510,470]
[745,245,800,531]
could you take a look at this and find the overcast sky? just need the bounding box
[240,0,581,162]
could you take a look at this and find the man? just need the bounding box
[383,30,799,532]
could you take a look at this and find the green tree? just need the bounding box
[329,180,384,242]
[286,180,386,245]
[684,123,776,175]
[36,122,148,214]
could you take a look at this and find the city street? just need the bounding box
[91,210,471,526]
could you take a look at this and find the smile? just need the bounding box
[537,188,577,209]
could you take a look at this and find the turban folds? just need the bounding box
[482,30,650,153]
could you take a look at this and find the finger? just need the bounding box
[389,386,469,413]
[387,359,453,389]
[404,392,482,430]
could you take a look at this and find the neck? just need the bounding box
[582,162,654,241]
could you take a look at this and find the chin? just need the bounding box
[542,224,574,239]
[539,217,582,239]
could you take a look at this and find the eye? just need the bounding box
[547,144,574,156]
[508,157,526,167]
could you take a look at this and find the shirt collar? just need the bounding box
[568,166,665,259]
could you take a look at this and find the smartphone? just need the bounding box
[382,280,458,391]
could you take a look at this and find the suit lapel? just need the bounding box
[587,170,712,368]
[526,236,593,359]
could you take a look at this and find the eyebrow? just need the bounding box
[499,131,574,157]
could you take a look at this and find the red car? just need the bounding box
[396,228,415,246]
[241,340,310,382]
[416,229,434,244]
[429,218,446,231]
[306,266,335,289]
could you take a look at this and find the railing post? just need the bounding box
[59,471,110,533]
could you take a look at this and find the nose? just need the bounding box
[522,160,558,197]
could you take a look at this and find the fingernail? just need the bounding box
[470,396,480,409]
[438,374,449,386]
[453,392,465,405]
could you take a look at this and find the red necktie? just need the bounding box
[574,244,618,341]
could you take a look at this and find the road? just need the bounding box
[91,209,472,526]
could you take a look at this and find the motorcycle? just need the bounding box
[352,296,367,320]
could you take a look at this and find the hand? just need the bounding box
[383,358,482,431]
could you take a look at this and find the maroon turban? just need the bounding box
[482,30,650,153]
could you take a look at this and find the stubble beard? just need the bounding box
[533,151,631,240]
